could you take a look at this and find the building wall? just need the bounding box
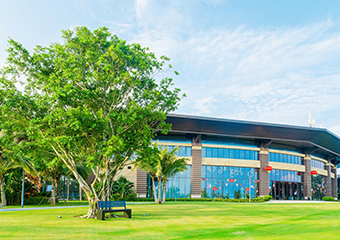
[133,134,337,199]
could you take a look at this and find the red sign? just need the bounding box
[202,178,206,181]
[311,170,318,176]
[213,186,217,191]
[297,172,301,176]
[245,187,249,192]
[229,179,235,183]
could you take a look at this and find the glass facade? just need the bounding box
[201,165,258,199]
[202,147,258,160]
[268,152,301,165]
[311,159,325,169]
[154,136,191,144]
[158,145,191,157]
[269,169,301,182]
[311,175,326,200]
[147,166,191,199]
[142,135,335,201]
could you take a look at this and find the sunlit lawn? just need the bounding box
[1,201,340,239]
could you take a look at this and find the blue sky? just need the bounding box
[1,0,340,136]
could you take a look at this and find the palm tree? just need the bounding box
[157,146,188,204]
[136,143,160,203]
[0,129,36,206]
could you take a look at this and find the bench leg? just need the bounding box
[123,210,131,218]
[97,210,105,220]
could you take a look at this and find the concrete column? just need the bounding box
[332,167,338,200]
[302,155,311,200]
[326,164,332,197]
[191,135,202,198]
[136,168,147,198]
[259,149,269,197]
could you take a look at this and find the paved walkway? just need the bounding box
[266,200,336,203]
[0,202,153,212]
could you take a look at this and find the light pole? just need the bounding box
[21,169,25,208]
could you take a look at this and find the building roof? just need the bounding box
[166,114,340,165]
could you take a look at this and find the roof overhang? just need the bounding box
[165,114,340,165]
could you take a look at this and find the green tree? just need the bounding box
[136,143,160,203]
[137,144,188,204]
[112,177,134,199]
[1,26,183,218]
[157,146,188,204]
[0,130,35,206]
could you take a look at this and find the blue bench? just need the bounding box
[97,201,132,220]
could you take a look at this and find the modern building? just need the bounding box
[126,114,340,200]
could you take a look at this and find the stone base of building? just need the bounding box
[138,193,147,198]
[191,194,201,199]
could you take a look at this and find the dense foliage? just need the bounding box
[0,26,183,217]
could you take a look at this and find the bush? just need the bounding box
[25,196,49,205]
[323,196,335,201]
[125,194,136,201]
[110,194,121,201]
[263,195,272,201]
[133,197,265,203]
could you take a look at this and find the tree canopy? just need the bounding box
[0,26,184,218]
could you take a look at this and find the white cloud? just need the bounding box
[193,96,219,115]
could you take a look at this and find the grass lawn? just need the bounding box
[1,201,340,239]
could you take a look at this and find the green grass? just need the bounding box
[1,202,340,239]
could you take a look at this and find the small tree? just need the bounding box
[112,177,134,199]
[157,146,188,204]
[136,143,160,203]
[137,144,188,204]
[0,130,36,206]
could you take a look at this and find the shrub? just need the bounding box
[110,194,121,201]
[112,177,134,199]
[25,196,49,205]
[263,195,272,201]
[323,196,335,201]
[125,194,136,201]
[133,197,265,203]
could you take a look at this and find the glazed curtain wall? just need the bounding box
[202,148,258,160]
[202,138,258,148]
[268,153,301,165]
[201,165,258,199]
[311,159,325,169]
[269,169,302,182]
[147,166,191,199]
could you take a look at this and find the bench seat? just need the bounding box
[97,201,131,220]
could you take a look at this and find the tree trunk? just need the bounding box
[158,179,162,204]
[51,179,56,205]
[0,176,7,207]
[79,188,82,201]
[151,176,158,203]
[67,177,70,201]
[162,179,167,204]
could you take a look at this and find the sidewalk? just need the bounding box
[0,202,153,212]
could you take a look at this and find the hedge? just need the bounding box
[133,197,265,203]
[24,196,49,205]
[323,196,335,201]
